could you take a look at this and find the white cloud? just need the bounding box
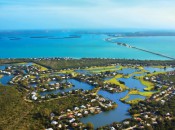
[0,0,175,29]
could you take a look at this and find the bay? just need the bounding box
[0,30,175,60]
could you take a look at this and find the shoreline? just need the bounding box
[0,57,173,61]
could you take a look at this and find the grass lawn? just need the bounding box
[0,85,35,130]
[105,74,128,90]
[136,71,166,91]
[133,114,141,117]
[59,69,78,77]
[136,76,155,91]
[0,85,91,130]
[16,62,28,65]
[120,89,155,102]
[33,63,48,71]
[86,65,122,73]
[124,69,148,78]
[0,75,3,78]
[152,65,166,68]
[139,91,155,96]
[127,98,144,104]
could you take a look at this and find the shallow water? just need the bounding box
[0,31,174,60]
[115,36,175,58]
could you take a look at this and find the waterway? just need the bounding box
[144,67,175,73]
[0,75,14,85]
[80,90,131,129]
[1,64,175,128]
[40,79,94,96]
[119,77,146,92]
[39,79,131,128]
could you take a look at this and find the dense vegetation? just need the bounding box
[130,97,175,130]
[98,94,175,130]
[0,85,91,130]
[1,59,175,130]
[0,85,35,130]
[1,58,175,70]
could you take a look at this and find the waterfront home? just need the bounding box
[69,118,75,123]
[160,100,165,105]
[0,70,11,75]
[123,121,130,125]
[45,128,53,130]
[31,91,38,100]
[31,95,37,100]
[51,120,58,125]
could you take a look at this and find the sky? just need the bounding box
[0,0,175,30]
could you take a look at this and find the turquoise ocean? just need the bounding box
[0,30,175,60]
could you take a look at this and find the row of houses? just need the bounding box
[45,93,116,130]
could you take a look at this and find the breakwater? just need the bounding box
[106,38,175,60]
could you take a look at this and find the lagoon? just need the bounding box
[126,94,145,102]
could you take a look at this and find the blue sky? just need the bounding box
[0,0,175,30]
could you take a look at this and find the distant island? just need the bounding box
[0,30,175,60]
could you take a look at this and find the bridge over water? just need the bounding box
[106,38,175,60]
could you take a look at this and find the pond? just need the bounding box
[118,77,146,92]
[0,75,14,85]
[0,65,6,70]
[75,70,91,75]
[126,94,146,102]
[117,68,138,75]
